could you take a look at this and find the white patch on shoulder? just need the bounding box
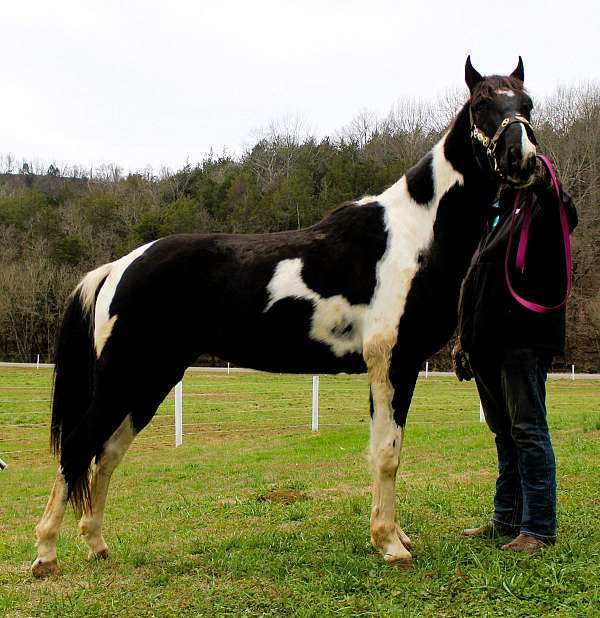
[363,136,463,345]
[94,241,156,357]
[265,133,464,360]
[496,89,516,97]
[265,258,367,357]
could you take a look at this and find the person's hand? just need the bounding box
[451,340,472,381]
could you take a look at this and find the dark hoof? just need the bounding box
[88,548,109,560]
[31,558,61,578]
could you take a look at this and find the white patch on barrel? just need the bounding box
[264,258,366,356]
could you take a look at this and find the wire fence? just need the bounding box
[1,366,598,467]
[0,371,373,465]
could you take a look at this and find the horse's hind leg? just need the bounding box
[78,415,136,559]
[31,471,68,577]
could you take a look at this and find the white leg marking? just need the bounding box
[78,415,136,559]
[364,337,412,566]
[31,470,68,576]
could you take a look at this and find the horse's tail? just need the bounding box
[51,262,112,510]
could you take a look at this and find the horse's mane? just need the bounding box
[322,201,359,220]
[320,75,527,224]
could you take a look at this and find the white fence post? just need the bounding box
[36,354,40,369]
[175,381,183,447]
[479,400,485,423]
[572,364,575,381]
[425,361,429,378]
[227,362,230,376]
[311,376,319,432]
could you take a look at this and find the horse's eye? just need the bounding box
[472,99,486,113]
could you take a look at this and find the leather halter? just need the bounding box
[469,109,537,179]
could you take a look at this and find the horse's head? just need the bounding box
[465,56,537,187]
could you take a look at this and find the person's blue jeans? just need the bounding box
[469,347,556,543]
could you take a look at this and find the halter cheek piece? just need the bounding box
[469,109,537,179]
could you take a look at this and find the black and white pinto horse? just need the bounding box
[32,58,538,576]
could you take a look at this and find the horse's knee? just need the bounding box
[36,521,58,543]
[370,441,399,476]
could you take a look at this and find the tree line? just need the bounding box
[0,85,598,370]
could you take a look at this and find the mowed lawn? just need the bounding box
[0,367,599,617]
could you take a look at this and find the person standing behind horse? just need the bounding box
[453,157,578,552]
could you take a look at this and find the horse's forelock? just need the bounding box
[471,75,527,100]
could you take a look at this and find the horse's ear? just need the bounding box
[465,55,484,92]
[511,56,525,82]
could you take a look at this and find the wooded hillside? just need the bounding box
[1,86,598,370]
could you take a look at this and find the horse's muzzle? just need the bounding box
[505,147,537,187]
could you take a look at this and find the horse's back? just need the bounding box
[93,202,388,374]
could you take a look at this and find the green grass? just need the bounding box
[0,367,599,617]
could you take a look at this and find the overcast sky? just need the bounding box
[1,0,599,173]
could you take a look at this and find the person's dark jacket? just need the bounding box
[458,180,578,356]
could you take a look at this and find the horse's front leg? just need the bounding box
[365,339,417,566]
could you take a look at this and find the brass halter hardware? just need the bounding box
[470,112,537,178]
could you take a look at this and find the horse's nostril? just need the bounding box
[525,154,536,172]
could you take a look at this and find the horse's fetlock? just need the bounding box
[78,520,98,538]
[371,520,396,547]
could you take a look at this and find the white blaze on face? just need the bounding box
[520,123,536,159]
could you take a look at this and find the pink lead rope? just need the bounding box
[504,154,573,313]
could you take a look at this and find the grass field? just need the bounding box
[0,367,599,617]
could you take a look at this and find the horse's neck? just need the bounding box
[383,103,498,270]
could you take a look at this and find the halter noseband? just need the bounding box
[469,109,537,179]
